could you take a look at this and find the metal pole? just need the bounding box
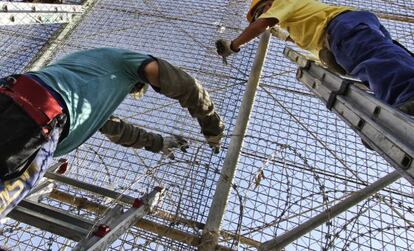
[199,31,271,250]
[260,170,401,251]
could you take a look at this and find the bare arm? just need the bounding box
[143,60,161,88]
[232,18,278,50]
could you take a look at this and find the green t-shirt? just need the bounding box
[31,48,151,156]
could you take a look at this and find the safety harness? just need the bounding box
[0,75,65,139]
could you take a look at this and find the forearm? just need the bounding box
[232,23,268,49]
[100,116,163,153]
[232,18,278,50]
[155,58,224,137]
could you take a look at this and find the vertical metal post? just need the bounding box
[259,170,401,251]
[199,31,271,250]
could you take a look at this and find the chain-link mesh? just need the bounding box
[0,0,414,250]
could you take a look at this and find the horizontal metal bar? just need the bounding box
[8,200,92,241]
[0,2,83,13]
[375,10,414,24]
[49,188,208,231]
[45,171,136,205]
[260,171,401,250]
[284,46,414,186]
[0,12,77,25]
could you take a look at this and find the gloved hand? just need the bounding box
[205,132,224,154]
[270,26,290,41]
[161,135,189,160]
[198,112,225,154]
[215,39,239,65]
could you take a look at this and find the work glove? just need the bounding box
[205,132,224,154]
[215,39,239,65]
[270,26,290,41]
[161,135,189,160]
[198,112,225,154]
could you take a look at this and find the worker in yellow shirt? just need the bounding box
[216,0,414,114]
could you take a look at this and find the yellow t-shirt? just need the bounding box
[259,0,354,55]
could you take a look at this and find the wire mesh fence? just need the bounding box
[0,0,414,250]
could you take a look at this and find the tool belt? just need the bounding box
[0,75,66,139]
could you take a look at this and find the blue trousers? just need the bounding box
[0,129,60,219]
[327,11,414,106]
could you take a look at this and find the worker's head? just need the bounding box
[130,82,148,99]
[246,0,274,23]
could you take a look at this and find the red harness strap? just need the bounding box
[0,75,63,129]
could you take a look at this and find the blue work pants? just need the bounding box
[327,11,414,106]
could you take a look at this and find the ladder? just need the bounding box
[283,47,414,186]
[8,160,165,251]
[0,1,84,25]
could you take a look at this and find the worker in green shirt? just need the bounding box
[0,47,224,218]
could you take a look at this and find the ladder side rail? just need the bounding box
[305,61,414,149]
[74,187,164,251]
[9,199,92,241]
[284,47,414,185]
[45,171,136,205]
[298,68,414,184]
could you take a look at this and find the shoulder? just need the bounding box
[70,48,145,59]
